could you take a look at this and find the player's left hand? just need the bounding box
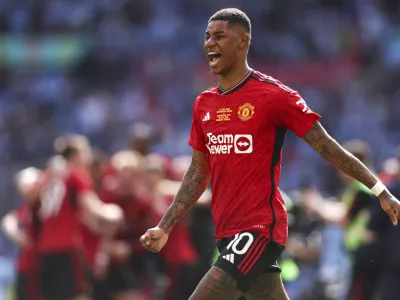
[379,190,400,226]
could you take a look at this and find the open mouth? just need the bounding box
[207,51,222,67]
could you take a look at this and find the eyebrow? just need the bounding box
[205,30,226,35]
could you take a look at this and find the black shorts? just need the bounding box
[39,251,87,300]
[16,272,38,300]
[214,231,285,293]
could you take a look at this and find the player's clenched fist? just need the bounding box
[379,191,400,226]
[140,227,169,253]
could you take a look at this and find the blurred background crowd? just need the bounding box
[1,0,400,299]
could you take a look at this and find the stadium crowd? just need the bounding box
[1,0,400,299]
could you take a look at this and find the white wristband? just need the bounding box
[371,181,386,197]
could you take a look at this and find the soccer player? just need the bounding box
[2,167,43,300]
[140,8,400,300]
[37,135,123,300]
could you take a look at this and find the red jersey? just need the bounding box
[15,203,40,273]
[38,169,92,252]
[188,70,320,246]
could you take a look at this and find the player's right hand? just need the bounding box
[140,227,169,253]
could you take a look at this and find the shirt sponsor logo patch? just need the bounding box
[206,133,253,154]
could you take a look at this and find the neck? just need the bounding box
[218,61,251,91]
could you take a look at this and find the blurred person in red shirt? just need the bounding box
[80,148,109,277]
[37,135,123,300]
[2,167,43,300]
[93,150,150,300]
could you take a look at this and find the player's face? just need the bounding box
[204,20,246,75]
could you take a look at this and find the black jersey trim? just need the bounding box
[251,72,279,88]
[251,72,294,94]
[218,70,254,95]
[268,126,287,241]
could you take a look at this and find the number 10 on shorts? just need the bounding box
[222,232,270,275]
[226,232,254,255]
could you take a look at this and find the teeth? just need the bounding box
[208,52,219,56]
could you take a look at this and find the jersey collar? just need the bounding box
[217,69,254,95]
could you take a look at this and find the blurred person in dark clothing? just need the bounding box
[304,140,381,300]
[367,148,400,299]
[284,189,322,300]
[2,167,43,300]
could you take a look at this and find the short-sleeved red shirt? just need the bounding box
[188,70,320,246]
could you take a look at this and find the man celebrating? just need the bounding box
[141,8,400,300]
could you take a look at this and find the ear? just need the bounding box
[240,34,250,49]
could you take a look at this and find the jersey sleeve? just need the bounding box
[188,97,208,153]
[272,89,321,138]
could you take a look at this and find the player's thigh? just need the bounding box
[189,266,242,300]
[243,272,289,300]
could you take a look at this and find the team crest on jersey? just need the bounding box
[238,103,255,121]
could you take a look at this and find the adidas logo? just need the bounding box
[222,254,235,264]
[202,112,210,122]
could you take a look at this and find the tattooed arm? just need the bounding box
[140,149,211,252]
[158,149,211,234]
[303,122,378,189]
[303,121,400,225]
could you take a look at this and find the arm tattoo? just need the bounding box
[158,152,211,234]
[303,122,378,189]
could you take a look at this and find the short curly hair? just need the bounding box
[209,8,251,37]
